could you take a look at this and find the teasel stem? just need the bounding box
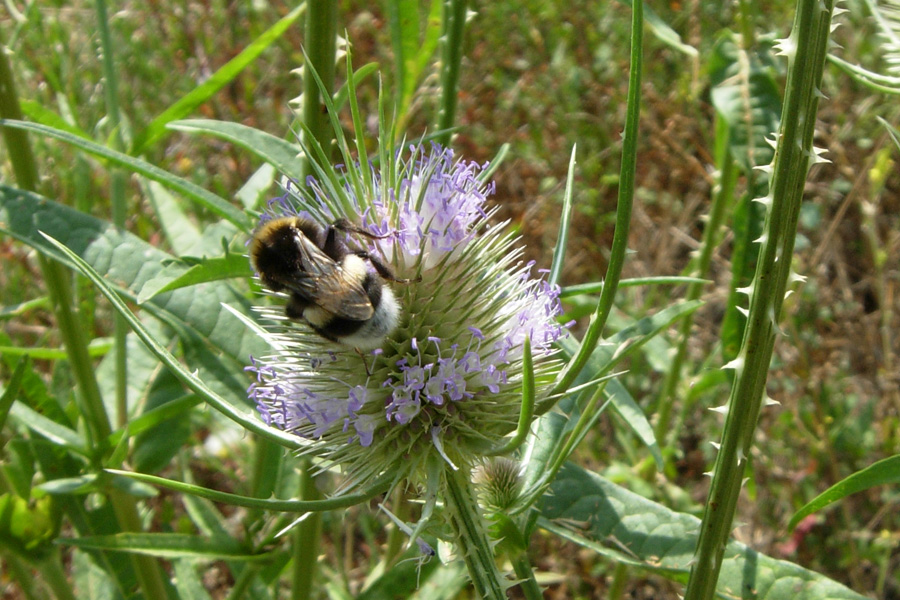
[682,0,835,597]
[443,467,508,599]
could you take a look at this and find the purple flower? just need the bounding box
[247,143,568,488]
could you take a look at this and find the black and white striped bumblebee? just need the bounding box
[250,216,406,350]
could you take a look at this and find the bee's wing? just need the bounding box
[292,233,375,321]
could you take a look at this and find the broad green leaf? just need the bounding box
[168,119,304,182]
[141,179,203,255]
[789,455,900,530]
[38,231,305,449]
[407,562,468,600]
[708,31,781,173]
[540,463,868,599]
[236,163,278,211]
[0,121,250,230]
[72,549,118,600]
[0,185,263,372]
[132,4,305,153]
[358,549,462,600]
[526,301,702,497]
[138,253,251,303]
[59,532,272,561]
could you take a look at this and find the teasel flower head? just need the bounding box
[247,143,568,491]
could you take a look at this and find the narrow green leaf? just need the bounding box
[168,119,304,182]
[38,475,100,496]
[0,356,29,432]
[333,62,380,112]
[107,395,201,447]
[18,100,92,139]
[138,253,251,303]
[789,455,900,530]
[59,533,272,561]
[132,4,305,153]
[9,403,87,456]
[879,116,900,150]
[0,121,249,230]
[559,276,709,298]
[605,378,662,469]
[172,559,215,600]
[548,146,576,288]
[540,463,868,599]
[105,469,392,513]
[0,337,112,360]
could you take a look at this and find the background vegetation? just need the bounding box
[1,0,898,598]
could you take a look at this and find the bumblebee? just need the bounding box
[250,216,404,350]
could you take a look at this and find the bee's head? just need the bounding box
[250,218,312,291]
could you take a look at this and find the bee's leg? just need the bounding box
[354,251,420,284]
[354,347,373,377]
[332,218,393,240]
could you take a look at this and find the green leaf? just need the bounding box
[59,533,272,561]
[18,100,92,140]
[332,62,381,112]
[0,356,29,434]
[168,119,304,182]
[138,253,251,303]
[107,395,201,448]
[605,378,662,470]
[527,301,702,501]
[0,185,264,375]
[358,550,462,600]
[789,454,900,530]
[36,230,304,449]
[616,0,698,57]
[0,337,112,360]
[130,373,197,474]
[38,475,100,496]
[0,121,250,231]
[548,146,576,288]
[540,463,869,599]
[172,559,214,600]
[105,469,392,513]
[9,403,88,456]
[407,562,468,600]
[709,31,782,173]
[131,4,305,153]
[559,276,709,298]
